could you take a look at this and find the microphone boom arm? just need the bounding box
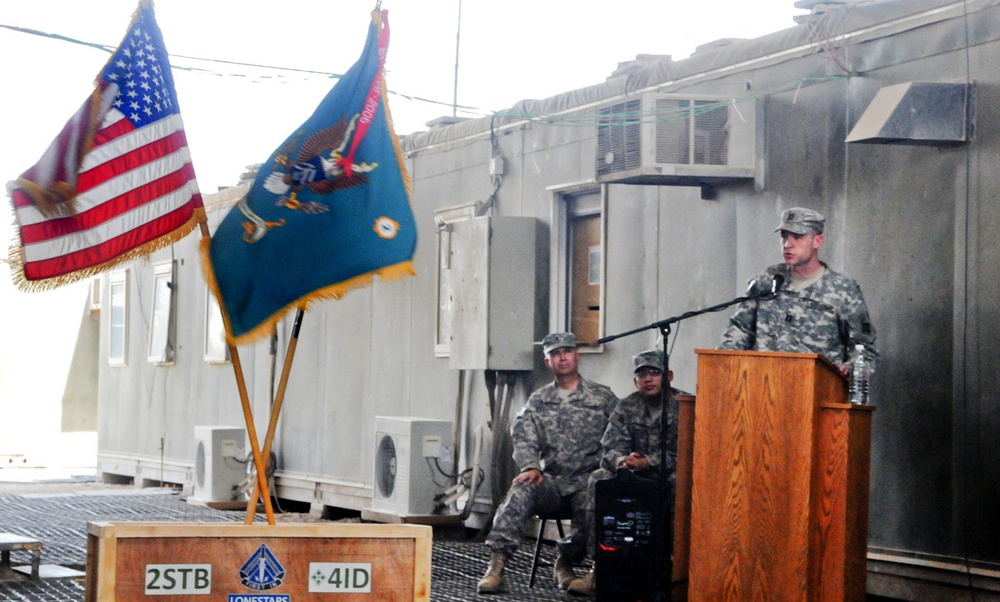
[598,289,772,345]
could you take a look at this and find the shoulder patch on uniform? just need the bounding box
[609,414,626,432]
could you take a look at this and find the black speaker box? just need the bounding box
[594,468,671,601]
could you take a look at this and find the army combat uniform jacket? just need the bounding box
[600,390,678,483]
[512,377,618,495]
[720,262,879,370]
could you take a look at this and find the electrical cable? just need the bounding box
[0,23,849,130]
[450,369,466,483]
[427,457,448,488]
[235,450,282,513]
[460,425,486,520]
[0,22,484,110]
[959,0,977,598]
[803,4,855,75]
[478,371,518,538]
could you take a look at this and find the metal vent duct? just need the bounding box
[846,82,972,146]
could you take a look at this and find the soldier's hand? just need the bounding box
[618,452,649,471]
[514,468,543,486]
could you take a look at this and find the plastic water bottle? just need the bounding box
[848,344,870,405]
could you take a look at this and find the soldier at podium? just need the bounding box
[720,207,879,375]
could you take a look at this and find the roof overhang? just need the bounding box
[846,82,973,147]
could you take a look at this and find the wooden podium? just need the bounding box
[687,349,873,601]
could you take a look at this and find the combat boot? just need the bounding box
[567,568,595,597]
[476,551,508,594]
[553,554,577,590]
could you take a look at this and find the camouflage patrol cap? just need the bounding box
[775,207,825,235]
[632,349,665,373]
[542,332,576,355]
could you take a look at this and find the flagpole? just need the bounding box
[199,221,276,525]
[245,309,305,523]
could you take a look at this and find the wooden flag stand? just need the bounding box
[85,521,432,601]
[84,233,437,602]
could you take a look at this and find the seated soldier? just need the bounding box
[476,332,619,594]
[568,348,680,597]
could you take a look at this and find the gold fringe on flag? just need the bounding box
[8,207,207,293]
[199,236,415,347]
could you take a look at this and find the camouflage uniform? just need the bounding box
[485,377,618,560]
[581,388,680,554]
[720,262,879,370]
[600,390,679,478]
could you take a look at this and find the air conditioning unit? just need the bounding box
[191,426,246,504]
[371,417,452,516]
[596,93,757,194]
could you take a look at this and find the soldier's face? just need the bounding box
[545,347,579,377]
[633,368,663,397]
[781,230,822,268]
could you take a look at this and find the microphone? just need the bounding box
[770,274,785,295]
[746,274,783,298]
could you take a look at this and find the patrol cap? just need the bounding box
[632,349,665,373]
[775,207,825,235]
[542,332,576,355]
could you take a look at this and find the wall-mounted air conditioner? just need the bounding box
[371,417,452,516]
[596,93,757,195]
[191,426,246,504]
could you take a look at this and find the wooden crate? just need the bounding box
[86,522,431,601]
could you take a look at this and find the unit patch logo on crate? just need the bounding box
[239,544,286,591]
[309,562,373,593]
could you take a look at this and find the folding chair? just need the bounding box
[528,507,573,588]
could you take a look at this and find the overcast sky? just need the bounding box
[1,0,803,240]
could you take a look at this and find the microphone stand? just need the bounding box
[596,286,776,600]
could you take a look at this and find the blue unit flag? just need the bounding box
[202,9,416,344]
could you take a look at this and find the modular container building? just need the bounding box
[94,1,1000,598]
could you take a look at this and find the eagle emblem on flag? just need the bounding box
[202,9,417,345]
[263,113,379,215]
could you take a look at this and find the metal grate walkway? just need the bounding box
[0,486,572,601]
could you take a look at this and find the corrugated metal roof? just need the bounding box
[400,0,989,153]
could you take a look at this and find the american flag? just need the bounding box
[7,1,204,291]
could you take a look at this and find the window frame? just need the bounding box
[204,288,230,363]
[147,260,177,365]
[433,201,481,357]
[88,277,102,316]
[108,270,129,366]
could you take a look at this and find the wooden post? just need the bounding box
[246,309,305,523]
[199,221,275,524]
